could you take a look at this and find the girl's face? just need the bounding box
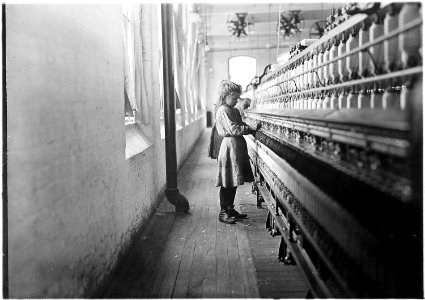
[225,92,241,108]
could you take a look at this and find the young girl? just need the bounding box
[214,80,260,224]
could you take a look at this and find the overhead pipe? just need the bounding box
[161,3,190,212]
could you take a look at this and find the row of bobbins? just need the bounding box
[254,3,422,111]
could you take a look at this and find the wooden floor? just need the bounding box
[104,129,308,298]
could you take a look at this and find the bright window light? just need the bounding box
[229,56,257,91]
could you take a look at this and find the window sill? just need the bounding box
[125,123,153,159]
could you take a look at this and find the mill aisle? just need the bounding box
[103,129,308,298]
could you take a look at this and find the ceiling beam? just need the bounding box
[207,44,290,52]
[204,3,339,15]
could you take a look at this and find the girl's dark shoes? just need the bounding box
[219,209,236,224]
[226,206,247,219]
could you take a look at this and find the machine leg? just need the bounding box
[278,237,287,261]
[278,238,296,265]
[252,181,264,209]
[257,193,264,209]
[305,290,314,298]
[265,211,280,236]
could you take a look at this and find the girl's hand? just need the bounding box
[250,123,261,132]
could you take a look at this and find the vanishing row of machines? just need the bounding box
[242,3,422,298]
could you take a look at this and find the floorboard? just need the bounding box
[187,205,210,298]
[201,205,218,298]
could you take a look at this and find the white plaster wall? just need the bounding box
[6,4,204,297]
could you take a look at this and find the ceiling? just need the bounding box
[200,3,343,53]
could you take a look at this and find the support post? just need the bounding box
[161,4,189,212]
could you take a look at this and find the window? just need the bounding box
[122,4,154,159]
[122,4,139,125]
[228,56,257,92]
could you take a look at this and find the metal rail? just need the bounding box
[259,66,422,100]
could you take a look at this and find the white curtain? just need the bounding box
[122,4,152,124]
[138,5,151,124]
[122,6,138,113]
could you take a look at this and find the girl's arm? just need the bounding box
[217,107,254,136]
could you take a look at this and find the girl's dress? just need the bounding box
[208,123,223,159]
[215,104,254,188]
